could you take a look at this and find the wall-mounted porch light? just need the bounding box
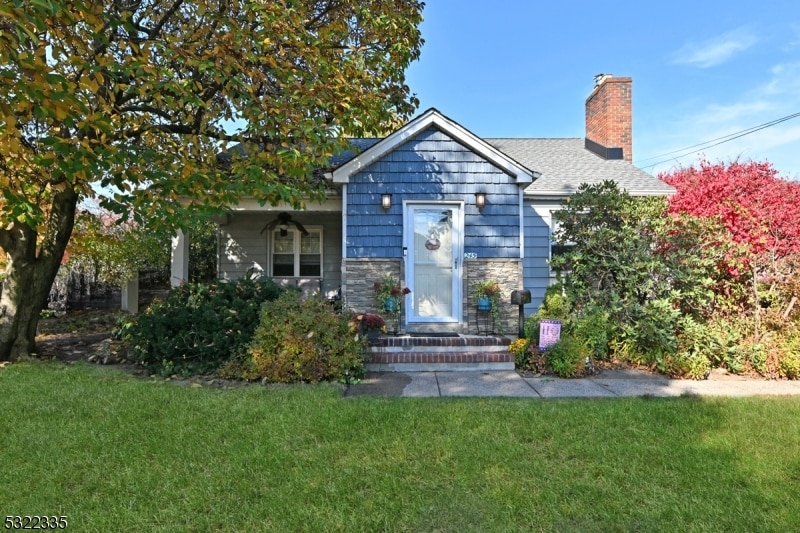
[475,192,486,210]
[381,193,392,210]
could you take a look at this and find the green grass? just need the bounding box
[2,362,800,532]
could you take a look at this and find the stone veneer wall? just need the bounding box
[344,258,522,335]
[342,258,403,314]
[463,258,523,336]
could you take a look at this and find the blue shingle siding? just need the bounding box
[346,127,522,259]
[522,203,559,311]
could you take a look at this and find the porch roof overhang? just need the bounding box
[222,195,342,212]
[328,108,540,185]
[207,196,341,226]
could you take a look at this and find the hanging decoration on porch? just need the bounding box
[260,212,309,236]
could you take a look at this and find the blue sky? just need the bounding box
[404,0,800,179]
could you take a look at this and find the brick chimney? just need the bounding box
[585,74,632,162]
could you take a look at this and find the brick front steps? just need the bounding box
[365,335,514,372]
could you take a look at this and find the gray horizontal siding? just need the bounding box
[346,127,522,259]
[218,214,268,278]
[218,212,342,298]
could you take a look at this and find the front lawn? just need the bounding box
[2,362,799,532]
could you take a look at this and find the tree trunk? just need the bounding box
[0,188,78,361]
[752,261,760,345]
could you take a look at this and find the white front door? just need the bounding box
[405,203,463,324]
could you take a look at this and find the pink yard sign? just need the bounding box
[538,319,562,351]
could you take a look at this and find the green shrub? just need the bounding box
[617,299,680,366]
[780,352,800,380]
[508,338,531,368]
[608,337,644,364]
[116,277,285,374]
[779,333,800,380]
[523,316,540,348]
[705,315,749,373]
[572,305,610,360]
[655,315,707,379]
[220,291,365,383]
[524,283,572,346]
[749,341,768,375]
[546,334,588,378]
[662,314,760,378]
[536,284,572,319]
[663,350,712,380]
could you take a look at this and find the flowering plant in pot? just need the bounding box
[352,313,386,344]
[471,279,504,334]
[373,274,410,312]
[353,313,385,330]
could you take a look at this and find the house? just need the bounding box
[168,75,674,337]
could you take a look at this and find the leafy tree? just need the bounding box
[552,181,738,362]
[660,160,800,257]
[188,218,218,283]
[66,208,170,286]
[661,160,800,342]
[0,0,424,360]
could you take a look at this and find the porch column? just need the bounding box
[121,275,139,314]
[170,229,190,287]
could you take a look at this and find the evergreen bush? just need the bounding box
[116,277,284,374]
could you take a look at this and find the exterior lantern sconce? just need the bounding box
[475,192,486,210]
[381,193,392,210]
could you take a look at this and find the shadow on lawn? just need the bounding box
[536,396,800,532]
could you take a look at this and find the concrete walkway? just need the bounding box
[344,368,800,398]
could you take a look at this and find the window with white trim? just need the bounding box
[549,211,575,272]
[270,228,322,277]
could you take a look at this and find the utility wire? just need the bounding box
[636,111,800,171]
[636,112,800,163]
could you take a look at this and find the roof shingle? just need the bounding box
[331,127,674,197]
[487,138,675,197]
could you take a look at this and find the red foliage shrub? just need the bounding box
[660,160,800,257]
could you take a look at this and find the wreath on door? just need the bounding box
[425,237,440,250]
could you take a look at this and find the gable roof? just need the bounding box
[488,138,674,197]
[329,108,539,184]
[325,110,674,198]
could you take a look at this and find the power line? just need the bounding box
[636,112,800,163]
[635,111,800,171]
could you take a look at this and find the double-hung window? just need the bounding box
[270,228,322,278]
[549,211,575,272]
